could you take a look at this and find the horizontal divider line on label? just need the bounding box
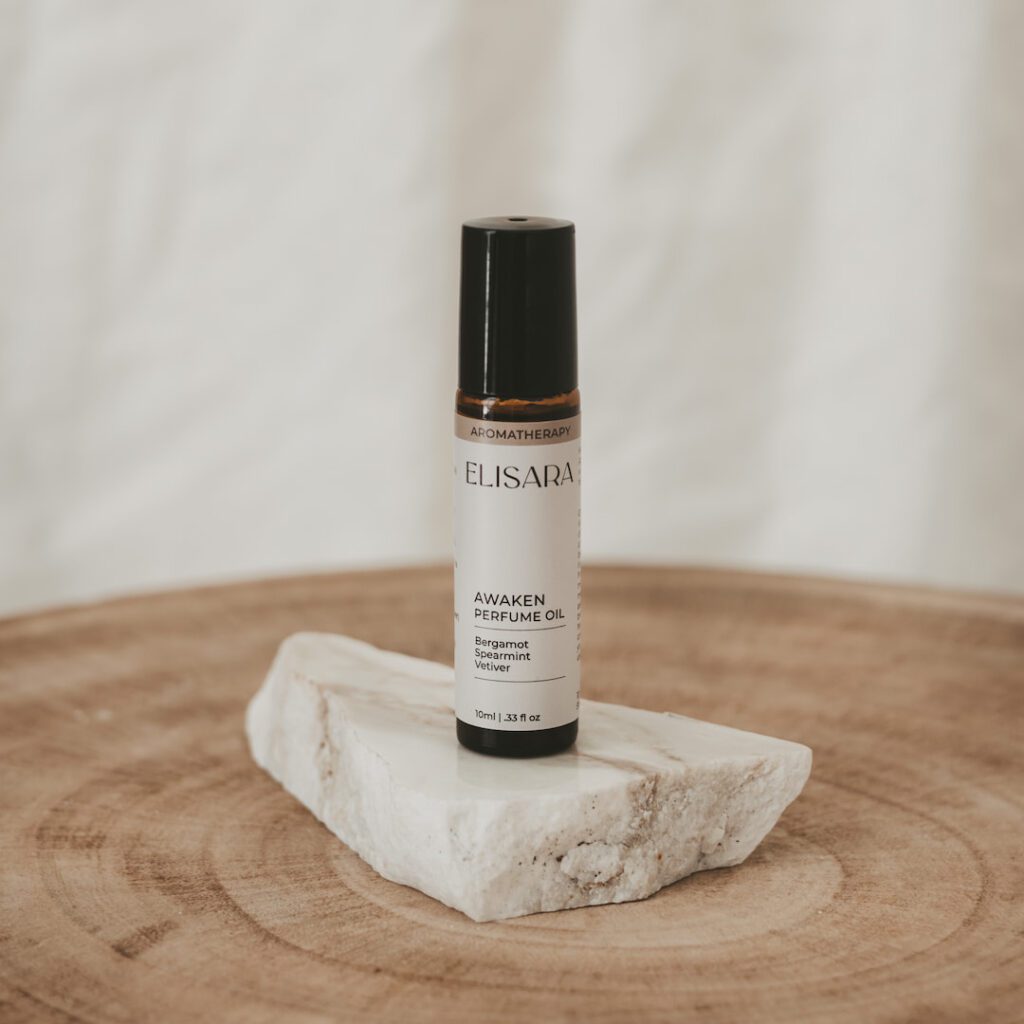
[470,624,567,632]
[473,675,567,684]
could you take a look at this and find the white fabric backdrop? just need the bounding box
[1,0,1022,615]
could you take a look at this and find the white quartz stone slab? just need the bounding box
[246,632,812,922]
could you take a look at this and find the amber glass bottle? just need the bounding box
[454,217,580,757]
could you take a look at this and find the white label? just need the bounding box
[454,413,581,731]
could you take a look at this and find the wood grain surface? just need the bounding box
[1,566,1021,1023]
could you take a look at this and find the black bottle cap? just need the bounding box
[459,216,577,399]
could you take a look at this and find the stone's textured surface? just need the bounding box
[246,632,812,922]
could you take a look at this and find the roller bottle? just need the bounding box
[454,216,581,757]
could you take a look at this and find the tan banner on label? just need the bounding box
[455,414,581,446]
